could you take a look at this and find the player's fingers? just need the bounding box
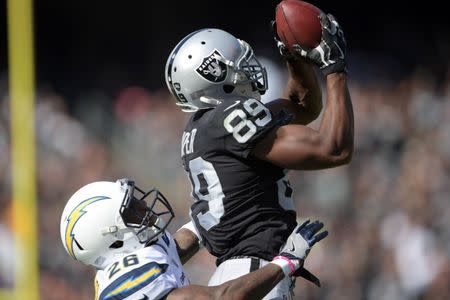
[304,221,323,239]
[327,14,339,25]
[292,44,310,57]
[312,230,329,244]
[271,20,277,31]
[323,14,338,35]
[318,12,329,29]
[309,221,324,234]
[297,219,310,232]
[271,20,278,36]
[328,13,344,36]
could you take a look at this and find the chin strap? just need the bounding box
[199,96,222,106]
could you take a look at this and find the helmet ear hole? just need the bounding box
[223,85,235,94]
[109,241,124,249]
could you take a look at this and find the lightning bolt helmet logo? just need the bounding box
[64,196,110,259]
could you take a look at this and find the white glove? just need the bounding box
[271,219,328,283]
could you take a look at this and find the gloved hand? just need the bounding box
[271,20,297,61]
[271,219,328,286]
[293,13,347,75]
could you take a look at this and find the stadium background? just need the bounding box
[0,0,449,299]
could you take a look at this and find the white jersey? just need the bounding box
[95,232,189,300]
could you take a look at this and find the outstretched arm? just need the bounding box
[284,58,322,121]
[268,59,322,125]
[173,222,201,264]
[268,21,322,125]
[255,72,353,170]
[253,13,353,170]
[166,264,284,300]
[166,220,328,300]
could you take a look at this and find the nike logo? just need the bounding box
[138,295,149,300]
[224,100,240,112]
[289,241,295,252]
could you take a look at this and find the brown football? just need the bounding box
[275,0,323,50]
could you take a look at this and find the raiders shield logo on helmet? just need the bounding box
[196,50,228,83]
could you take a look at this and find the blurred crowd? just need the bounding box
[0,59,449,300]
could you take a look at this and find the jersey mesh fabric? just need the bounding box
[95,232,188,300]
[182,97,297,265]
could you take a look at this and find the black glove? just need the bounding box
[271,20,296,61]
[271,220,328,286]
[293,13,347,75]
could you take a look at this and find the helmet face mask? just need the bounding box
[232,40,267,95]
[165,28,268,112]
[60,179,174,269]
[118,178,174,245]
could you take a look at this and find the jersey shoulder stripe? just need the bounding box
[99,262,168,300]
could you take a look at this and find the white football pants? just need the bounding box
[208,257,294,300]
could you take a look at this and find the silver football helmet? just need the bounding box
[165,28,268,112]
[60,178,174,269]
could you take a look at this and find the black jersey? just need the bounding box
[181,97,297,265]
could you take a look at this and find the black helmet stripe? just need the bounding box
[167,29,206,102]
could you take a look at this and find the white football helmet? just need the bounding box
[165,28,268,112]
[60,178,174,269]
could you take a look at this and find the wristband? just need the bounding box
[177,221,202,244]
[271,256,298,276]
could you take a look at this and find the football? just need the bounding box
[275,0,323,50]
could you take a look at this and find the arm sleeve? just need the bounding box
[178,220,202,243]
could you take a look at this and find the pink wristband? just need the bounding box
[271,256,297,276]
